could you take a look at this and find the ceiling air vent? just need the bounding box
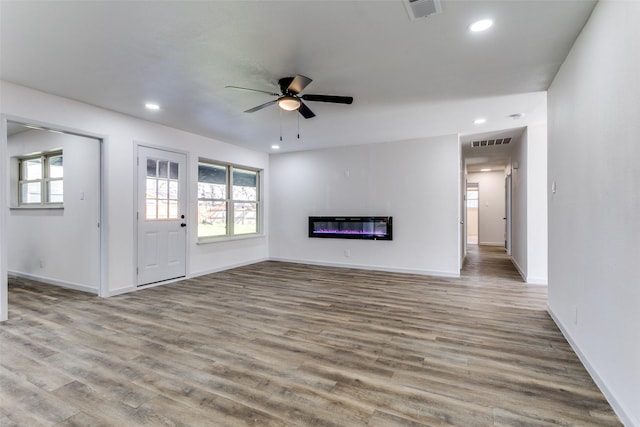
[471,137,511,148]
[404,0,442,21]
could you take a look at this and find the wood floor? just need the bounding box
[1,246,620,426]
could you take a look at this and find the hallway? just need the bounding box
[462,244,524,283]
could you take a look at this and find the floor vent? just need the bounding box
[471,137,511,148]
[404,0,442,21]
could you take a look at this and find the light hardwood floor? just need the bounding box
[1,246,620,426]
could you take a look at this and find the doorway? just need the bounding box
[1,118,104,322]
[466,183,479,245]
[136,145,187,286]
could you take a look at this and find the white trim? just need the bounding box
[510,255,526,282]
[478,241,504,246]
[269,257,461,278]
[8,271,98,295]
[547,306,634,427]
[197,233,266,244]
[189,257,269,278]
[510,256,548,285]
[0,117,8,321]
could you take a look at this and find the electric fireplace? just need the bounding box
[308,216,392,240]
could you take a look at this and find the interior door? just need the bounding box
[137,146,187,286]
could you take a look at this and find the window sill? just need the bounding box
[197,233,265,245]
[10,205,64,210]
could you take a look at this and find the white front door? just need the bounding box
[137,146,187,286]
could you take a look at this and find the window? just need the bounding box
[466,187,478,208]
[145,158,180,220]
[18,151,63,206]
[198,161,260,239]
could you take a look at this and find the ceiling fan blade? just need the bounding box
[301,94,354,104]
[225,86,280,97]
[244,99,277,113]
[287,75,313,94]
[298,101,316,119]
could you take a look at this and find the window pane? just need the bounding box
[198,163,227,185]
[198,182,226,200]
[157,179,168,199]
[21,182,41,203]
[198,201,227,237]
[146,200,157,219]
[169,162,179,180]
[23,158,42,180]
[47,180,64,203]
[169,200,179,219]
[146,178,157,199]
[158,160,168,178]
[233,169,257,201]
[169,180,178,200]
[234,202,257,234]
[48,155,63,178]
[158,199,169,219]
[146,159,157,177]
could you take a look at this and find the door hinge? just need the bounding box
[136,267,138,275]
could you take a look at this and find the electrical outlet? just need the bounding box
[344,249,351,258]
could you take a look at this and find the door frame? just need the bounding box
[133,142,190,288]
[505,173,512,255]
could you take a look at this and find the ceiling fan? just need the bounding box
[226,74,353,119]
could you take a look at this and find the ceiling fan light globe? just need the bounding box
[278,96,301,111]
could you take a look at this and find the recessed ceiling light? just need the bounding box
[271,145,280,150]
[469,19,493,32]
[145,103,160,110]
[473,118,486,124]
[481,168,492,172]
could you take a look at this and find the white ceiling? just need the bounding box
[1,0,595,155]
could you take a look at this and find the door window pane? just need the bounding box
[147,159,157,177]
[169,162,179,180]
[158,160,168,178]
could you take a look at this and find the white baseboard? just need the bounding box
[547,306,635,427]
[268,257,460,278]
[510,256,527,282]
[479,241,504,247]
[189,257,269,278]
[8,270,98,294]
[509,257,548,285]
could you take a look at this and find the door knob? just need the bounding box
[180,223,187,227]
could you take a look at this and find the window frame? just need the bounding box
[18,150,64,207]
[197,159,261,241]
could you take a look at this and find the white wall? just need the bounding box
[510,131,527,278]
[467,171,505,246]
[7,129,100,292]
[547,2,640,425]
[269,135,461,276]
[525,123,548,284]
[1,81,269,300]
